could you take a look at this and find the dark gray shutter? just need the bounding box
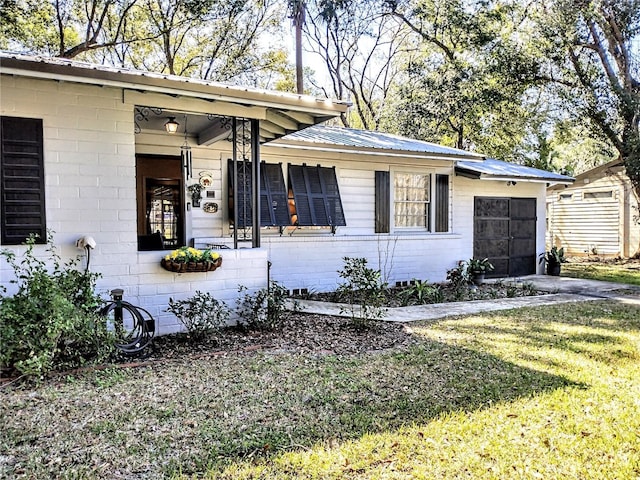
[261,162,291,226]
[288,164,312,225]
[1,117,46,245]
[435,174,449,232]
[288,164,346,227]
[319,166,346,226]
[375,171,390,233]
[228,159,253,228]
[228,159,290,227]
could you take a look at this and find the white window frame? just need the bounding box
[391,168,434,232]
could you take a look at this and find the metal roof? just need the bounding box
[277,125,485,161]
[456,158,574,184]
[0,52,349,143]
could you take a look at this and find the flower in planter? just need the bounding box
[164,246,220,263]
[162,246,222,272]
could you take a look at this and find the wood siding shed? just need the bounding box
[547,161,639,258]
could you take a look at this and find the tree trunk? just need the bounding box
[294,1,304,94]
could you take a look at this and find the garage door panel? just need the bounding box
[511,219,536,238]
[511,198,537,218]
[474,197,537,277]
[490,258,509,277]
[511,237,535,254]
[474,239,509,257]
[510,256,536,277]
[475,219,509,239]
[475,198,510,217]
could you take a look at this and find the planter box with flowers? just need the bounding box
[161,246,223,273]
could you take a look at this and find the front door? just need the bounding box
[473,197,537,277]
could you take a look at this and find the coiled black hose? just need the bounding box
[99,298,155,356]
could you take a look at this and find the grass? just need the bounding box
[1,301,639,479]
[562,260,640,286]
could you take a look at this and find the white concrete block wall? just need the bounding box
[264,233,466,292]
[1,77,268,335]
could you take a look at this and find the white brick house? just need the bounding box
[0,53,572,334]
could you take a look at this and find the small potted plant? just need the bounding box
[467,258,494,285]
[539,246,566,276]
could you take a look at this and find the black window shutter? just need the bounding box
[288,164,313,225]
[318,166,346,226]
[261,163,291,226]
[228,158,253,228]
[1,116,46,245]
[229,159,290,227]
[289,164,346,227]
[375,171,390,233]
[435,174,449,232]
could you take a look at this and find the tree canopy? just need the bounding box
[1,0,637,185]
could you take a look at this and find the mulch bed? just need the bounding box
[146,312,416,360]
[2,281,542,382]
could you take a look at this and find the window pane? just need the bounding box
[136,156,184,251]
[394,172,430,229]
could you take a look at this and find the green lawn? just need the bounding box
[562,260,640,285]
[1,301,639,479]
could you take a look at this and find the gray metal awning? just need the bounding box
[456,158,574,184]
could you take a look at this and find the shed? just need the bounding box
[547,160,639,258]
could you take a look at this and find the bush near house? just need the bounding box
[0,234,115,377]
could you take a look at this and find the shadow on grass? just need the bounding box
[168,339,580,476]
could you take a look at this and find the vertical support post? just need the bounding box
[251,118,261,248]
[232,117,238,250]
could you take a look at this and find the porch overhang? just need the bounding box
[0,53,349,142]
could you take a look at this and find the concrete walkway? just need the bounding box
[288,275,640,323]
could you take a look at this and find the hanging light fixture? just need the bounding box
[164,116,179,134]
[181,114,192,180]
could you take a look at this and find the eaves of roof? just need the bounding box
[456,158,574,184]
[0,52,349,127]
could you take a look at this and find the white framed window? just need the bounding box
[584,190,613,199]
[375,169,449,234]
[393,171,431,229]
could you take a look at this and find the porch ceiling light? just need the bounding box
[164,117,179,134]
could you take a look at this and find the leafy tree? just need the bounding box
[1,0,292,87]
[383,0,541,159]
[304,0,408,128]
[530,0,639,188]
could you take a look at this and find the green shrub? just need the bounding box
[235,281,290,331]
[336,257,387,328]
[166,291,230,339]
[0,233,114,377]
[400,280,443,305]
